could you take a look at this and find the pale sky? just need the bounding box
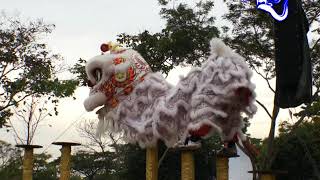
[0,0,295,179]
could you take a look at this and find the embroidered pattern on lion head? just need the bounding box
[84,39,257,148]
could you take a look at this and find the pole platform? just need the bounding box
[176,144,201,180]
[16,144,43,149]
[216,151,240,158]
[52,142,81,146]
[16,144,43,180]
[215,151,239,180]
[53,141,81,180]
[248,170,287,180]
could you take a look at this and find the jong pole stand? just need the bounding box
[216,148,239,180]
[52,142,81,180]
[16,144,43,180]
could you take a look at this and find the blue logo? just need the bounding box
[256,0,289,21]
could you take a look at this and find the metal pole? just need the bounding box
[146,147,158,180]
[16,144,42,180]
[53,142,80,180]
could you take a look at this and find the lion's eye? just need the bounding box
[93,68,102,82]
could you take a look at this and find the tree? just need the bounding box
[76,119,121,153]
[74,119,124,179]
[71,150,115,180]
[33,153,58,180]
[117,1,219,75]
[271,117,320,180]
[8,95,56,145]
[71,1,220,79]
[70,58,87,86]
[0,140,21,168]
[0,15,78,128]
[0,140,22,180]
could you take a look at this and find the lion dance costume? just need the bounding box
[84,39,257,150]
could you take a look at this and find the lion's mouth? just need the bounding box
[96,107,105,114]
[83,92,107,112]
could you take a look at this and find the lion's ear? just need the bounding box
[210,38,233,57]
[209,38,245,62]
